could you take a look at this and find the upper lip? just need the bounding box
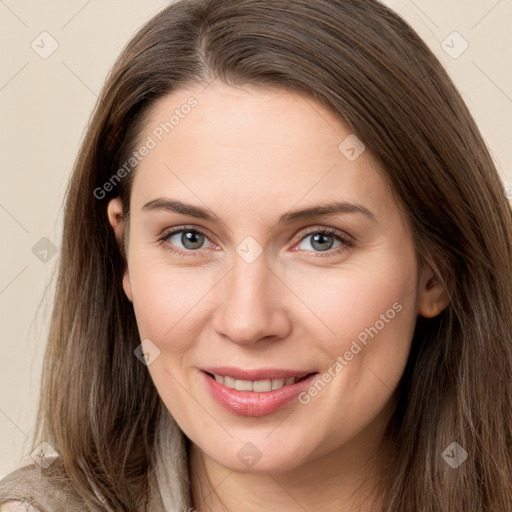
[201,367,317,381]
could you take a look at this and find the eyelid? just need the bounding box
[159,224,215,240]
[294,225,354,244]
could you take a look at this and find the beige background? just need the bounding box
[0,0,511,479]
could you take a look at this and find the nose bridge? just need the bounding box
[213,248,290,345]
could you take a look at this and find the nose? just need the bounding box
[212,252,292,347]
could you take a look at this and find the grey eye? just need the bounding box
[168,230,208,250]
[298,232,342,252]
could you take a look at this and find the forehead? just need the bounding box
[129,81,394,220]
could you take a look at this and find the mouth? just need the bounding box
[200,367,320,416]
[203,371,315,392]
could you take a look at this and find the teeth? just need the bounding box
[235,379,253,391]
[224,375,235,388]
[271,378,284,390]
[213,374,299,392]
[254,380,272,392]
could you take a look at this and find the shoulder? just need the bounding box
[0,463,82,512]
[1,501,41,511]
[0,465,45,511]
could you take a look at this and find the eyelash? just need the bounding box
[157,225,354,258]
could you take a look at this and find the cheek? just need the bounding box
[128,256,216,352]
[288,248,419,411]
[128,240,418,355]
[291,249,417,352]
[288,250,418,452]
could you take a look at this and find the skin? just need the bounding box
[107,80,450,511]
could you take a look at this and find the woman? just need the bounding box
[2,0,512,510]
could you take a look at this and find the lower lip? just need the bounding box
[202,371,319,417]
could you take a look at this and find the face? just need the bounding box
[108,81,448,474]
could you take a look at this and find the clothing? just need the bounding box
[0,409,191,511]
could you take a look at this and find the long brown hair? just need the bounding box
[2,0,512,510]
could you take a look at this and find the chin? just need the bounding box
[204,440,312,474]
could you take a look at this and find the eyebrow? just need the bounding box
[141,198,377,224]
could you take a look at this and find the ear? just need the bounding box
[417,263,451,318]
[107,197,133,303]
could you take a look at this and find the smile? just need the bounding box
[207,373,311,392]
[200,367,319,416]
